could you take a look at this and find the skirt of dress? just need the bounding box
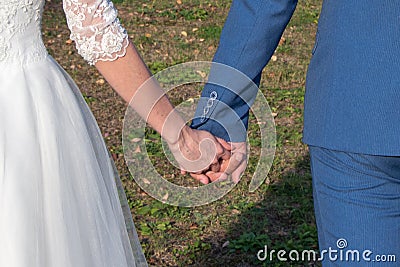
[0,55,147,267]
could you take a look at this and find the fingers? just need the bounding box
[224,152,245,176]
[190,173,210,184]
[230,160,247,183]
[215,151,246,183]
[203,153,246,183]
[216,137,232,151]
[194,135,228,173]
[207,137,231,171]
[186,143,246,184]
[209,162,220,172]
[219,149,231,161]
[213,140,231,162]
[178,132,245,185]
[216,138,232,160]
[205,171,223,182]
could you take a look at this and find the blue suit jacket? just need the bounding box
[191,0,400,156]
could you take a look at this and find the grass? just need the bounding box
[43,0,322,266]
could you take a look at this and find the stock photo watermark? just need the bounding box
[257,238,396,263]
[122,61,276,207]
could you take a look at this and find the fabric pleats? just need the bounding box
[0,56,147,267]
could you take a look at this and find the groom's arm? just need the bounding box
[191,0,298,142]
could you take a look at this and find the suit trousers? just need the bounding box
[309,146,400,266]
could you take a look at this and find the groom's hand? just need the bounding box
[190,139,247,184]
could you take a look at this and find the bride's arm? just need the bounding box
[62,0,229,174]
[94,42,180,144]
[95,43,231,175]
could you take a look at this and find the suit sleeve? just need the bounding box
[191,0,298,142]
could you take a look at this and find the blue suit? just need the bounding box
[191,0,400,155]
[191,1,400,265]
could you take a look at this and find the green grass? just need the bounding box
[43,0,322,266]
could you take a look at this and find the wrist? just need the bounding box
[162,114,191,146]
[168,125,192,146]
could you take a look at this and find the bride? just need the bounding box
[0,0,230,266]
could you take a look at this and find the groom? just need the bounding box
[190,0,400,266]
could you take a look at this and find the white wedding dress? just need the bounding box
[0,0,147,266]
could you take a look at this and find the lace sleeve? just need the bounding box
[63,0,129,65]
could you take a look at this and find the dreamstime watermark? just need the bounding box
[122,61,276,207]
[257,238,397,263]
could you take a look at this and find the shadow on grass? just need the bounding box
[190,153,321,267]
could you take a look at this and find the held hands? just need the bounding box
[167,125,247,184]
[189,138,247,184]
[167,125,231,176]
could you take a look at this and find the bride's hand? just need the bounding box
[166,126,231,183]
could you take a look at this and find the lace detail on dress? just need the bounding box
[63,0,129,65]
[0,0,47,65]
